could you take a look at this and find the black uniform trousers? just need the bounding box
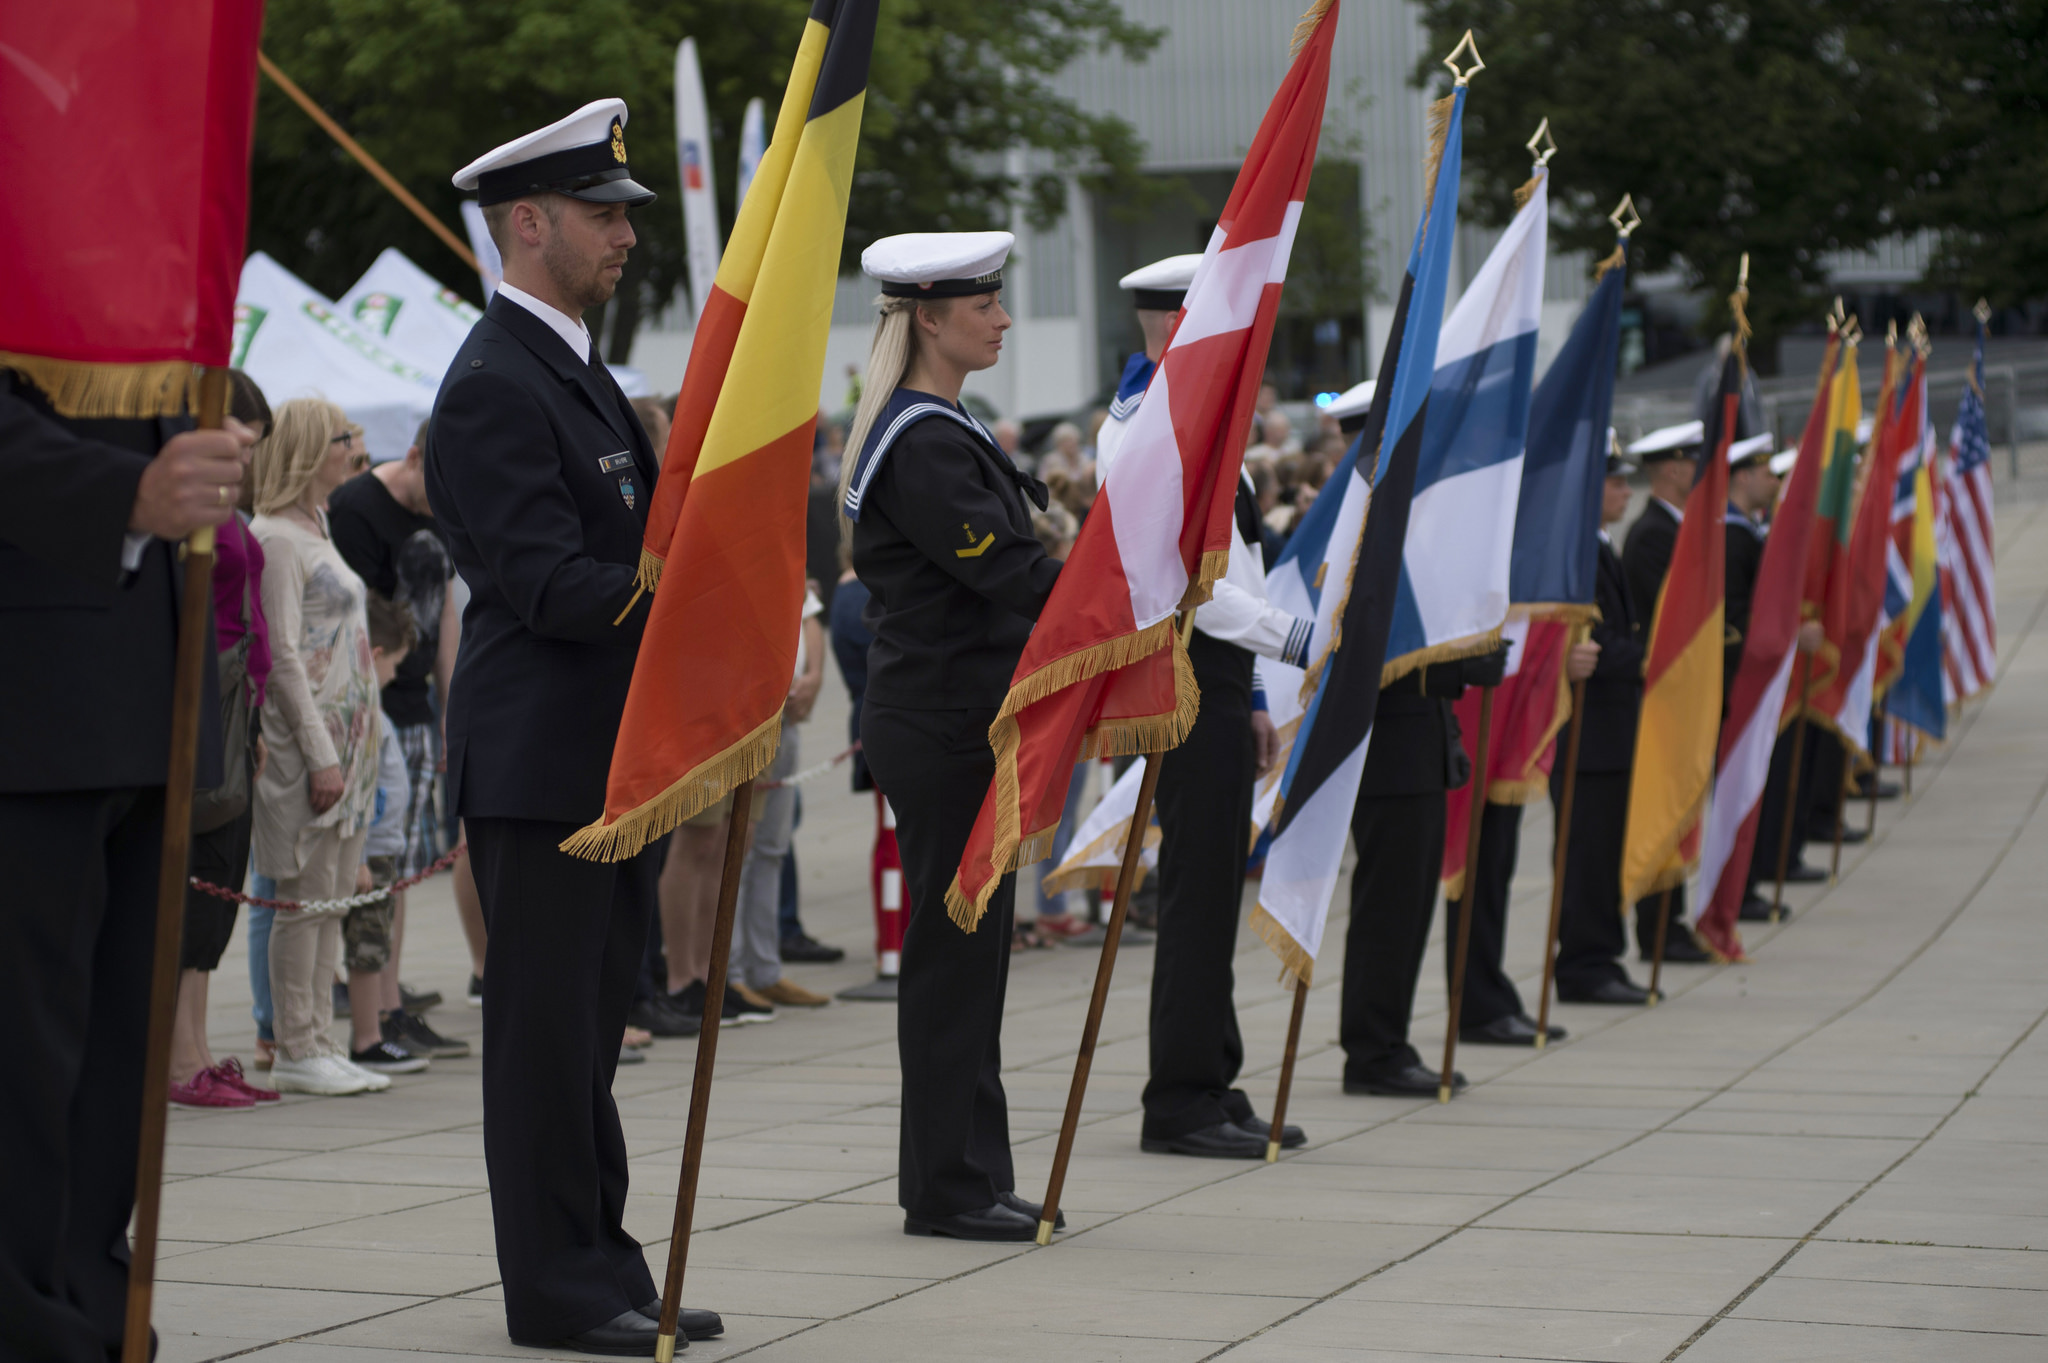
[1442,802,1527,1028]
[1142,633,1258,1140]
[0,788,162,1363]
[1339,793,1446,1079]
[1548,769,1632,993]
[862,702,1019,1220]
[466,818,658,1344]
[1747,727,1808,890]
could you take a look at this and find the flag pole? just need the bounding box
[1770,656,1814,923]
[1037,750,1164,1245]
[1828,754,1849,884]
[123,366,228,1363]
[655,779,756,1363]
[1264,976,1310,1163]
[1535,667,1588,1050]
[1438,684,1496,1103]
[1645,884,1673,1005]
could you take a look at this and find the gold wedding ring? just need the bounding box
[218,485,232,506]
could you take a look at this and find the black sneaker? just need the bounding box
[332,980,351,1018]
[385,1010,471,1059]
[670,980,707,1024]
[399,983,442,1014]
[629,993,702,1038]
[350,1037,428,1074]
[780,933,846,964]
[725,986,776,1025]
[466,974,484,1008]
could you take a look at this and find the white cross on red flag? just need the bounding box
[943,1,1339,929]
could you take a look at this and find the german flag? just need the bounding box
[1620,338,1737,904]
[564,0,877,860]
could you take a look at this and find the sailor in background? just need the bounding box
[1549,451,1652,1005]
[1094,256,1315,1160]
[428,100,720,1356]
[1619,421,1708,964]
[839,232,1066,1242]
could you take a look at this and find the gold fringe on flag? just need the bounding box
[1380,625,1505,689]
[2,355,199,419]
[1419,93,1457,228]
[1290,0,1336,57]
[557,710,783,862]
[609,547,665,626]
[1512,174,1541,210]
[1249,904,1316,990]
[1593,243,1628,280]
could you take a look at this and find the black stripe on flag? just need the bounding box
[1272,268,1427,840]
[807,0,878,122]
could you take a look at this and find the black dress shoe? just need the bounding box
[1738,891,1784,922]
[903,1201,1039,1241]
[1459,1014,1562,1046]
[1557,977,1651,1006]
[634,1301,724,1339]
[1642,932,1710,964]
[1238,1114,1307,1149]
[1856,776,1901,800]
[780,932,846,964]
[521,1308,661,1356]
[1140,1120,1268,1159]
[1343,1063,1464,1098]
[1783,860,1827,883]
[627,994,701,1038]
[1837,824,1869,845]
[996,1189,1064,1230]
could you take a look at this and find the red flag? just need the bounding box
[0,3,265,413]
[1441,617,1573,895]
[947,2,1340,927]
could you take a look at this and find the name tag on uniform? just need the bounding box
[598,451,634,473]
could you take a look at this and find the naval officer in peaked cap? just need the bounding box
[1094,253,1202,470]
[426,99,722,1356]
[839,231,1070,1242]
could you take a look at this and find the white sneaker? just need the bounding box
[272,1054,375,1096]
[334,1053,394,1090]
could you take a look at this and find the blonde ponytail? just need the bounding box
[838,296,921,530]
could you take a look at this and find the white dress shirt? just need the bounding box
[497,281,593,362]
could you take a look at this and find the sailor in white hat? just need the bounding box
[425,101,725,1357]
[1091,254,1201,474]
[1724,432,1778,685]
[1324,379,1378,438]
[836,231,1070,1243]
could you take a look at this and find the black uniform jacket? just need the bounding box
[424,295,659,823]
[1580,536,1645,774]
[853,406,1061,711]
[1357,661,1480,800]
[1723,506,1765,696]
[1622,496,1680,626]
[0,374,220,793]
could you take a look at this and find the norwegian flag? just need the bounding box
[1940,323,1998,702]
[946,2,1339,927]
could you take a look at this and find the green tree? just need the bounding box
[1412,0,1937,359]
[251,0,1161,359]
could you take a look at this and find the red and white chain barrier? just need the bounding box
[189,844,467,915]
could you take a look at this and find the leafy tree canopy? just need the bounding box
[252,0,1161,357]
[1411,0,1994,353]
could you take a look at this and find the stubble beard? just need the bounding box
[543,232,620,315]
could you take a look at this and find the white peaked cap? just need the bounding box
[862,232,1014,297]
[1769,448,1799,476]
[1325,379,1377,421]
[1726,433,1775,465]
[1627,419,1706,457]
[1118,254,1203,293]
[454,98,632,193]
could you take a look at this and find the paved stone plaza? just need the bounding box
[156,493,2048,1362]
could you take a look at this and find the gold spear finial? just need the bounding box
[1973,297,1992,325]
[1525,117,1558,167]
[1443,30,1484,86]
[1608,193,1641,239]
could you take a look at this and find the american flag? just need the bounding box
[1939,324,1997,702]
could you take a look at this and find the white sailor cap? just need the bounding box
[1119,254,1203,311]
[1769,448,1799,477]
[1627,419,1705,462]
[1727,433,1775,468]
[862,232,1014,299]
[453,99,655,207]
[1855,415,1875,445]
[1325,379,1377,430]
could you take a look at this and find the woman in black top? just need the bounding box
[838,232,1061,1242]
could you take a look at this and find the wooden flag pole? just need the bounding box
[1438,685,1497,1104]
[257,52,482,276]
[1645,885,1673,1005]
[123,367,228,1363]
[1263,977,1310,1163]
[1037,752,1164,1245]
[1867,753,1881,835]
[1535,672,1588,1050]
[1769,655,1815,923]
[1828,755,1850,884]
[654,779,756,1363]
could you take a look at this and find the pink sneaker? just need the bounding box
[169,1068,256,1109]
[212,1056,280,1102]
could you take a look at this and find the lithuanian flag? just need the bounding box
[1790,338,1862,716]
[564,0,877,860]
[1620,343,1736,904]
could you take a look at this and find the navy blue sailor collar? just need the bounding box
[842,387,1045,521]
[1107,350,1155,423]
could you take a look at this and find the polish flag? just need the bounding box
[946,2,1340,927]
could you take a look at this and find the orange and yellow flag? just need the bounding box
[564,0,877,860]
